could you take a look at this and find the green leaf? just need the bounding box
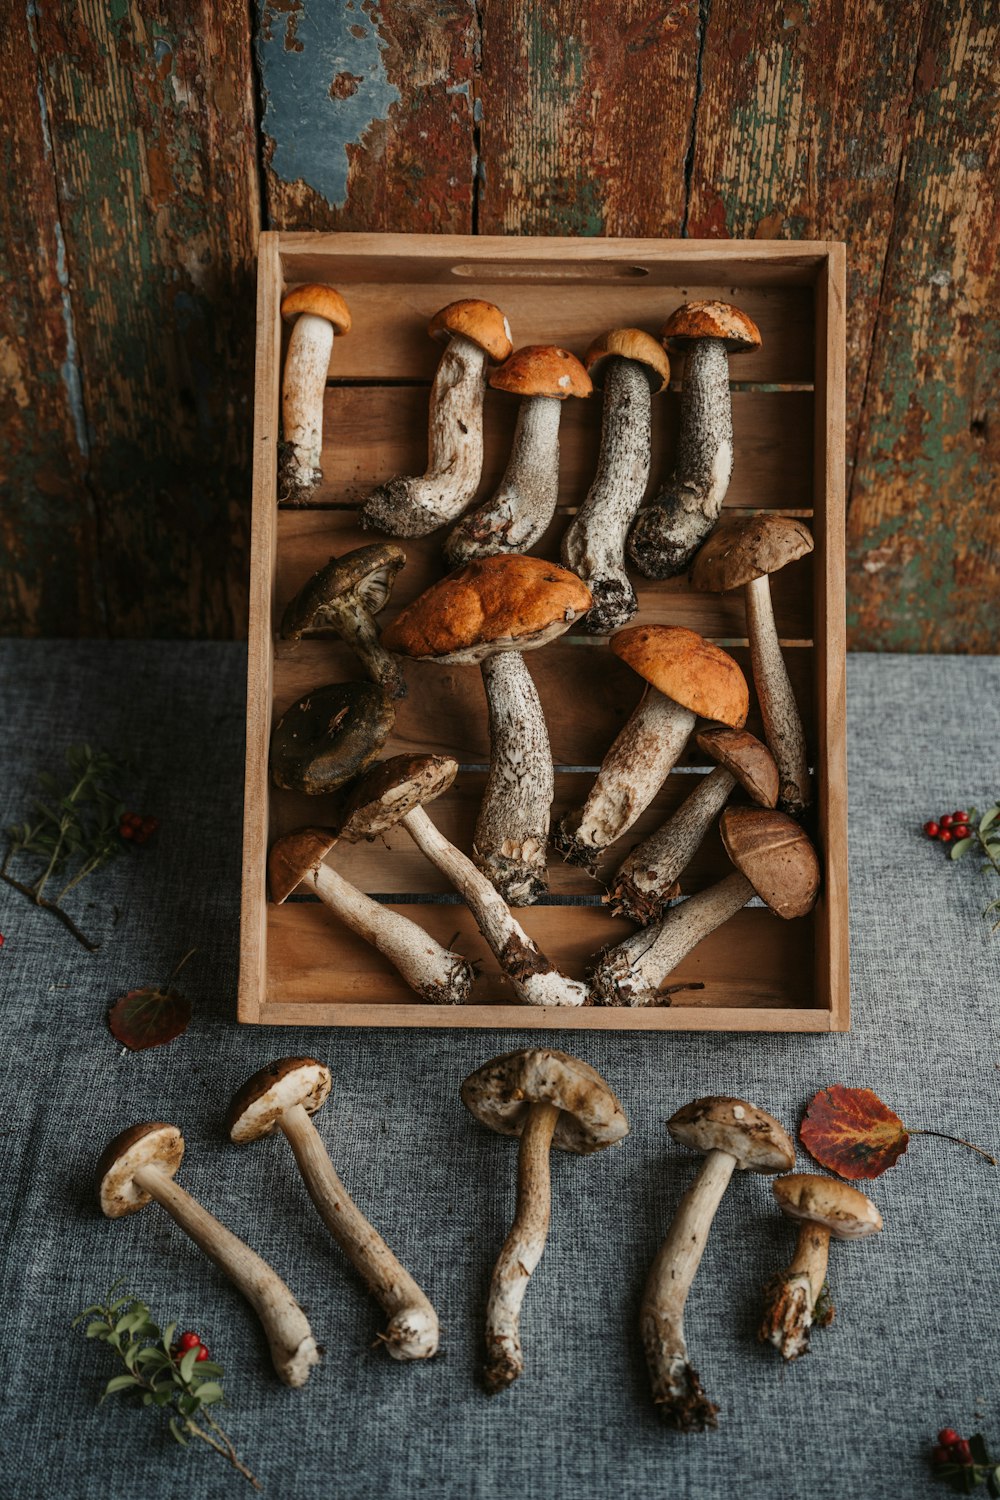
[178,1393,199,1417]
[168,1417,189,1447]
[115,1307,147,1335]
[970,1435,991,1465]
[102,1374,139,1399]
[192,1382,224,1405]
[84,1320,111,1339]
[179,1346,201,1383]
[193,1361,224,1378]
[981,805,1000,834]
[950,837,974,860]
[136,1346,171,1369]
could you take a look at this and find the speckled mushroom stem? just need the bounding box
[131,1164,318,1387]
[483,1101,560,1392]
[628,340,733,579]
[475,651,553,905]
[759,1223,831,1362]
[561,359,652,633]
[444,396,562,564]
[744,574,811,817]
[609,766,736,924]
[326,604,407,701]
[281,315,336,504]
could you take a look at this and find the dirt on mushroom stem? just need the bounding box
[444,396,562,565]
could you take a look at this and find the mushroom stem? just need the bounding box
[323,602,407,701]
[759,1222,831,1362]
[281,315,336,503]
[609,766,736,923]
[131,1164,318,1387]
[483,1100,560,1392]
[475,651,553,905]
[744,574,810,817]
[641,1147,734,1428]
[444,396,562,564]
[278,1101,439,1361]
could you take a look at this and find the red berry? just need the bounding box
[119,824,134,840]
[176,1330,201,1354]
[954,1440,973,1465]
[195,1344,210,1362]
[938,1429,961,1447]
[931,1445,951,1466]
[0,934,5,948]
[940,814,954,828]
[952,812,968,824]
[939,829,953,843]
[954,825,970,840]
[924,822,940,838]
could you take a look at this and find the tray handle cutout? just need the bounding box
[449,261,651,281]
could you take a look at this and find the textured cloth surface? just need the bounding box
[0,641,997,1500]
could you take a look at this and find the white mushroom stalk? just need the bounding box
[609,767,736,924]
[745,574,810,816]
[444,397,562,564]
[475,652,553,905]
[279,284,352,504]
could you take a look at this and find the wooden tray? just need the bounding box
[240,232,847,1032]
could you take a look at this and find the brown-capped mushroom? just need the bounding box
[444,346,592,566]
[628,301,761,578]
[269,681,394,794]
[228,1058,439,1361]
[759,1173,883,1362]
[462,1049,629,1392]
[279,284,352,504]
[642,1097,794,1429]
[361,300,513,537]
[280,544,408,700]
[98,1123,319,1387]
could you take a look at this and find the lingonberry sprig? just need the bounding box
[923,801,1000,934]
[930,1427,1000,1495]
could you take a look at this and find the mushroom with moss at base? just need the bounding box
[279,284,352,504]
[280,544,408,700]
[270,681,395,795]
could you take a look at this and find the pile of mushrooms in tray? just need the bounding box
[269,287,818,1007]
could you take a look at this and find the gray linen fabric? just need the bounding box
[0,642,997,1500]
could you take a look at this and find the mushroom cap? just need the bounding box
[268,827,338,903]
[280,543,407,642]
[97,1122,184,1218]
[773,1173,884,1240]
[337,754,458,840]
[696,726,779,808]
[280,283,352,333]
[585,328,671,393]
[428,299,513,363]
[489,345,593,400]
[661,300,761,353]
[668,1097,794,1172]
[691,514,814,594]
[461,1049,629,1155]
[382,555,593,664]
[610,625,749,728]
[720,805,821,918]
[228,1057,333,1143]
[270,682,395,794]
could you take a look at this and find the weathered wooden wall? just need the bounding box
[1,0,997,649]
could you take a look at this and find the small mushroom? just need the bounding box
[759,1173,883,1362]
[228,1058,439,1361]
[361,300,513,536]
[280,543,408,700]
[642,1097,794,1429]
[556,625,748,874]
[279,284,352,504]
[444,346,592,566]
[98,1122,319,1387]
[560,329,670,633]
[691,513,815,816]
[628,301,761,578]
[269,828,473,1004]
[269,681,394,794]
[461,1049,629,1392]
[592,806,820,1007]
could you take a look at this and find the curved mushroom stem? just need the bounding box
[444,396,562,564]
[641,1146,734,1428]
[315,598,407,700]
[759,1222,832,1361]
[561,358,652,633]
[277,1101,439,1361]
[483,1101,559,1392]
[628,339,733,579]
[745,575,811,817]
[131,1164,319,1387]
[475,652,553,904]
[281,315,336,504]
[361,335,489,536]
[609,766,735,924]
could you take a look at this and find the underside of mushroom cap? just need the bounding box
[668,1097,794,1172]
[773,1173,883,1240]
[720,805,820,918]
[280,544,407,641]
[428,299,513,363]
[585,327,671,393]
[280,283,352,333]
[228,1057,333,1143]
[661,300,761,353]
[98,1122,184,1218]
[489,345,593,400]
[268,827,338,903]
[270,682,395,794]
[696,726,779,808]
[611,624,749,728]
[691,514,815,594]
[461,1049,629,1154]
[338,754,458,839]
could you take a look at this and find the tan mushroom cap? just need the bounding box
[668,1097,794,1172]
[462,1049,629,1155]
[228,1057,333,1143]
[696,726,779,808]
[661,300,761,353]
[338,754,458,840]
[428,299,513,363]
[611,625,749,728]
[489,345,593,400]
[773,1173,883,1240]
[280,283,352,334]
[720,805,820,919]
[97,1122,184,1218]
[268,827,337,904]
[691,514,815,594]
[585,328,671,393]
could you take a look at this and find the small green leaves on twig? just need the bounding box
[931,1427,1000,1495]
[922,802,1000,934]
[108,950,197,1051]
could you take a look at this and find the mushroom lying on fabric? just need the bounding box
[280,543,408,700]
[279,284,352,504]
[462,1049,629,1392]
[229,1057,439,1361]
[269,681,394,794]
[98,1122,319,1387]
[444,346,592,566]
[361,300,513,537]
[627,301,761,578]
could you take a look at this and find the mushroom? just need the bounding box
[443,346,592,566]
[691,514,815,816]
[461,1049,629,1392]
[269,828,473,1004]
[279,284,352,504]
[592,806,820,1007]
[560,329,670,633]
[642,1097,794,1428]
[280,543,408,700]
[556,625,748,874]
[383,555,593,905]
[338,755,588,1006]
[627,301,761,578]
[269,681,394,794]
[97,1122,319,1387]
[361,300,513,537]
[228,1058,439,1361]
[759,1173,883,1362]
[608,727,779,925]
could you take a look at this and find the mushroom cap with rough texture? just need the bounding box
[228,1057,333,1143]
[97,1122,184,1218]
[691,514,815,594]
[668,1097,794,1172]
[268,828,338,904]
[489,345,593,400]
[720,805,820,919]
[338,754,458,840]
[585,328,671,393]
[661,300,761,353]
[280,544,407,642]
[461,1049,629,1155]
[611,625,749,728]
[270,682,395,794]
[428,299,513,363]
[773,1173,884,1240]
[280,283,352,333]
[696,726,779,808]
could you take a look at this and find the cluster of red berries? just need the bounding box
[932,1428,974,1467]
[173,1329,210,1363]
[119,811,159,845]
[924,811,972,846]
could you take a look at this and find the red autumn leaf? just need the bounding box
[108,986,192,1051]
[800,1085,910,1180]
